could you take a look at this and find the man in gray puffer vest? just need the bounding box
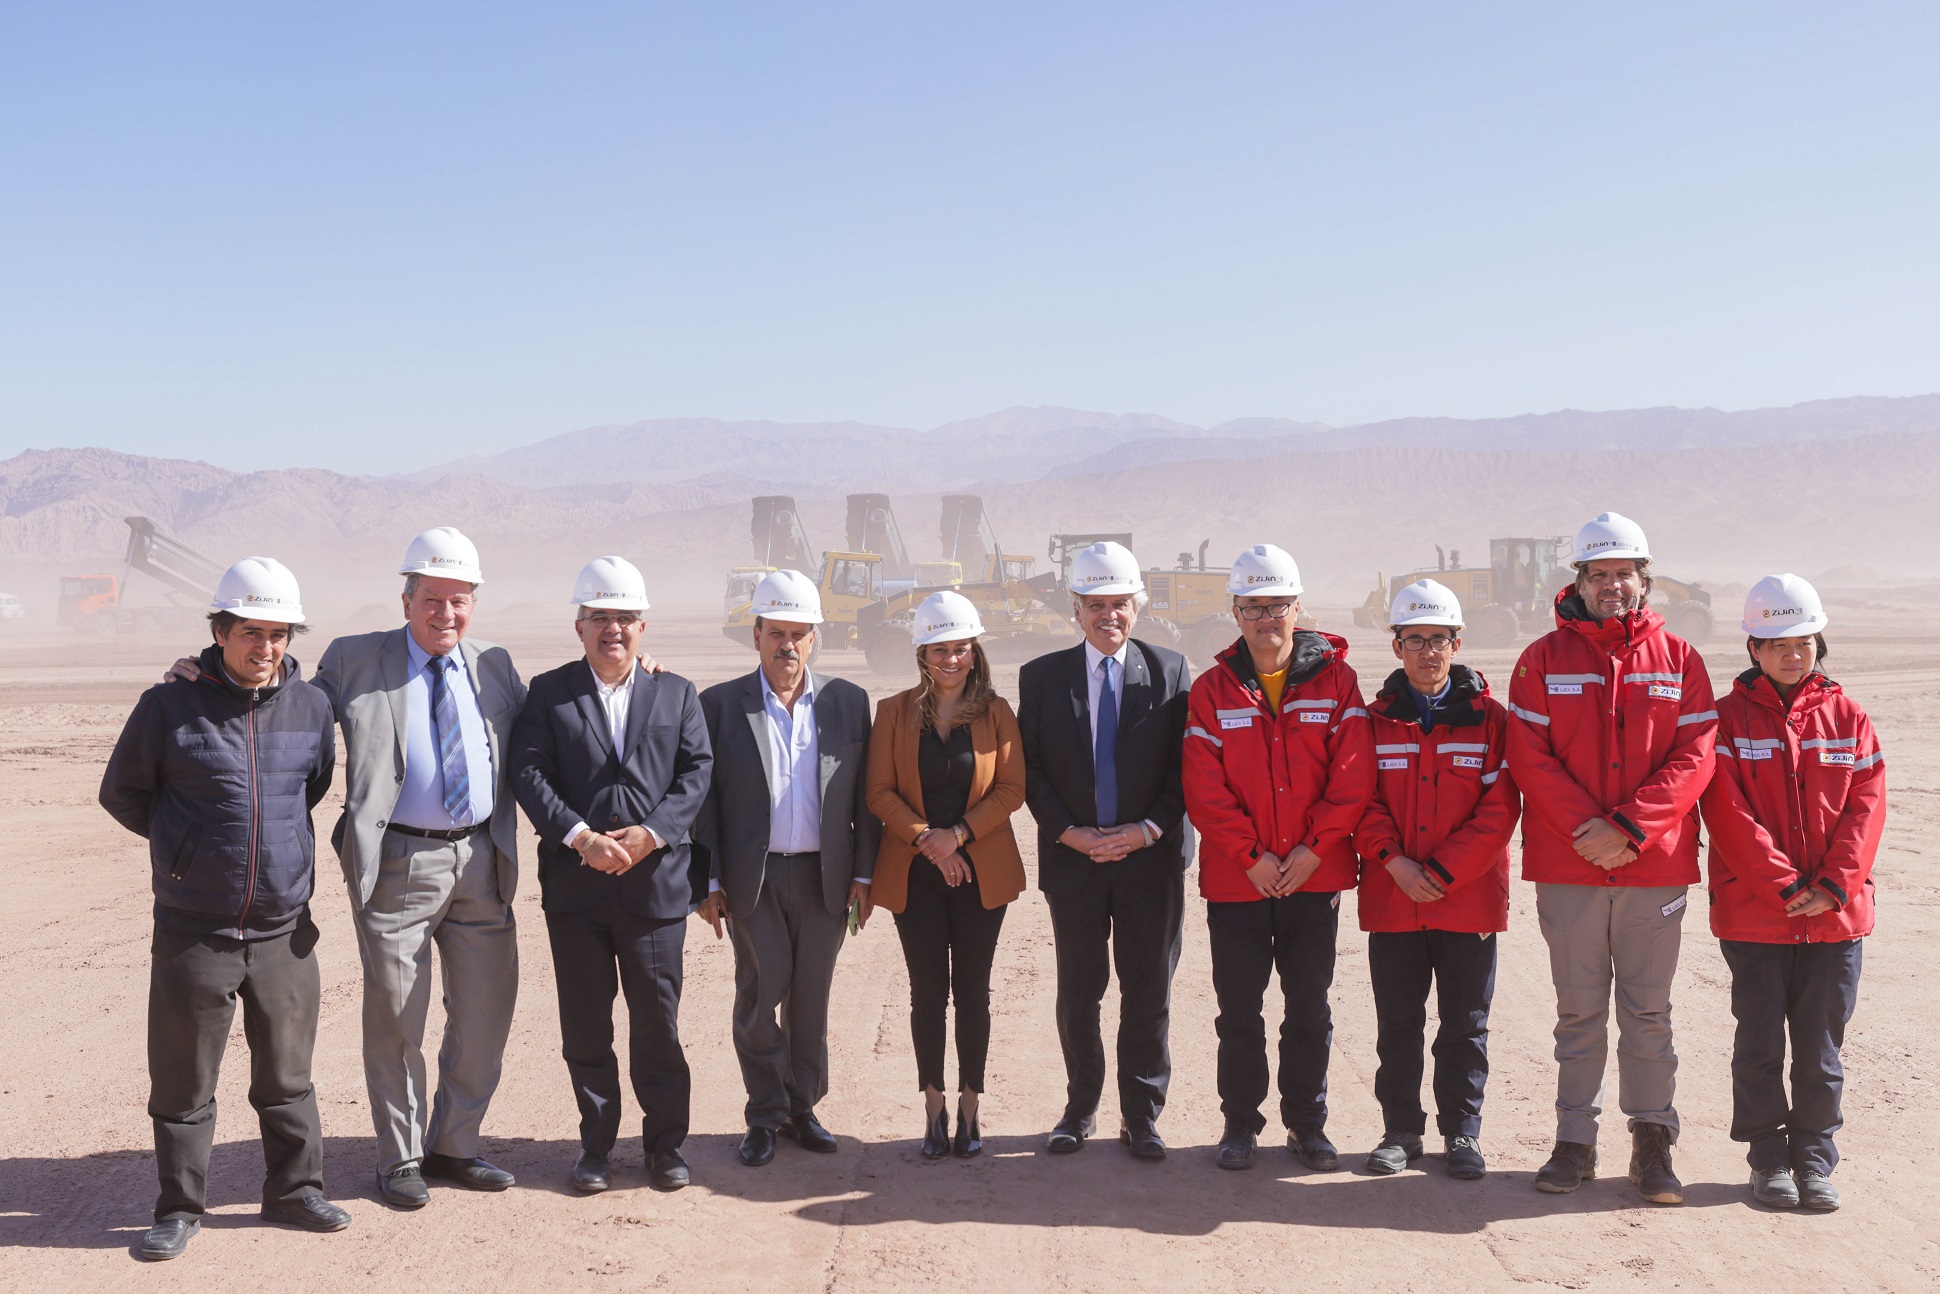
[99,558,349,1262]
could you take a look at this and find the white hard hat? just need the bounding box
[910,590,985,645]
[1068,541,1145,597]
[1228,544,1303,597]
[751,568,823,624]
[210,557,305,624]
[1573,512,1651,565]
[1389,578,1463,628]
[1743,572,1829,638]
[399,526,485,585]
[570,556,650,612]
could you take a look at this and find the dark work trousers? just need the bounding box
[148,920,324,1223]
[1719,938,1863,1175]
[1044,856,1186,1124]
[892,857,1008,1093]
[1367,930,1498,1139]
[1207,891,1340,1136]
[545,908,690,1156]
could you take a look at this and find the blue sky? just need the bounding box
[2,2,1935,472]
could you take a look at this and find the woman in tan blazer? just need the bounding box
[866,592,1026,1160]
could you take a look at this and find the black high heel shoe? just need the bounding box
[953,1106,982,1158]
[922,1102,951,1159]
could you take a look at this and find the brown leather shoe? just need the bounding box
[1629,1124,1683,1204]
[1533,1141,1598,1193]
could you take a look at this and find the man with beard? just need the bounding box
[1507,513,1718,1205]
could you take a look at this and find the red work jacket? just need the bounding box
[1505,590,1717,887]
[1701,668,1884,943]
[1184,632,1374,902]
[1355,666,1519,933]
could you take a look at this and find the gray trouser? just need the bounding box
[1534,882,1687,1145]
[353,829,519,1171]
[149,921,323,1222]
[728,853,848,1129]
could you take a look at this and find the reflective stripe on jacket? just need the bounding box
[1354,665,1519,933]
[1701,668,1883,942]
[1505,589,1717,886]
[1183,631,1373,902]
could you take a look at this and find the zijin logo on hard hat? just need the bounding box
[1763,608,1802,619]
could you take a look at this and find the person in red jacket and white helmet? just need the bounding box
[1701,573,1884,1213]
[1183,544,1374,1172]
[1507,512,1718,1205]
[1354,579,1519,1182]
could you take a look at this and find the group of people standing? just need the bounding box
[98,512,1884,1264]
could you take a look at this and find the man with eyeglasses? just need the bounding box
[1507,513,1717,1205]
[1353,580,1519,1182]
[162,526,529,1207]
[1183,544,1374,1172]
[512,557,713,1193]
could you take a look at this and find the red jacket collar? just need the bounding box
[1734,666,1838,717]
[1551,586,1664,649]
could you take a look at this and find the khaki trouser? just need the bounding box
[1534,882,1687,1145]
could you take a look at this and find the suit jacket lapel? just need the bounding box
[572,659,617,760]
[808,670,837,806]
[381,628,410,766]
[1068,645,1098,801]
[621,661,656,760]
[743,670,777,792]
[1117,641,1153,755]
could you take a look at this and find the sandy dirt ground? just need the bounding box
[2,604,1937,1292]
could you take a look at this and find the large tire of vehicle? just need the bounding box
[1141,616,1184,652]
[1667,600,1713,644]
[866,621,914,678]
[1186,616,1236,669]
[1468,604,1519,649]
[92,613,119,635]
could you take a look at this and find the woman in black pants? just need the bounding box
[866,591,1028,1158]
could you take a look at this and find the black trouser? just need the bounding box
[1044,857,1185,1124]
[1719,938,1863,1175]
[148,920,324,1223]
[545,908,690,1155]
[1207,892,1338,1135]
[1368,929,1497,1139]
[892,859,1008,1093]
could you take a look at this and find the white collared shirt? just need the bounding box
[1081,638,1161,841]
[762,672,822,855]
[564,659,661,852]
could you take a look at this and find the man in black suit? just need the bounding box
[694,570,880,1167]
[511,557,713,1193]
[1017,540,1192,1159]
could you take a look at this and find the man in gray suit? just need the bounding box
[696,569,879,1167]
[317,527,527,1208]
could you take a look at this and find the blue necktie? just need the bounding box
[428,655,473,822]
[1095,656,1119,826]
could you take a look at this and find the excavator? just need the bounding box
[58,516,227,634]
[1350,537,1714,647]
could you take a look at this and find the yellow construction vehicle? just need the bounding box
[1352,537,1714,647]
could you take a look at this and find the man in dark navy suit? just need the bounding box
[1017,541,1193,1159]
[511,557,713,1194]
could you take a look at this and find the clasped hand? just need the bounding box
[1384,854,1446,903]
[1060,824,1146,863]
[1244,843,1323,898]
[1572,818,1637,870]
[915,828,972,887]
[579,825,658,875]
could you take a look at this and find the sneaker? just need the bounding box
[1629,1123,1683,1205]
[1750,1166,1799,1209]
[1533,1141,1598,1193]
[1444,1135,1486,1181]
[1216,1121,1257,1171]
[1796,1171,1841,1211]
[1365,1133,1424,1176]
[1288,1126,1341,1172]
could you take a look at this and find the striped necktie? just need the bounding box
[428,655,473,822]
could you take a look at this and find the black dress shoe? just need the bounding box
[421,1153,515,1192]
[922,1104,952,1160]
[1045,1112,1097,1155]
[573,1152,613,1193]
[1121,1117,1167,1160]
[262,1195,352,1232]
[739,1126,777,1167]
[650,1148,690,1191]
[780,1110,839,1154]
[377,1164,430,1209]
[1289,1126,1341,1172]
[1217,1121,1257,1171]
[139,1217,199,1261]
[953,1107,983,1158]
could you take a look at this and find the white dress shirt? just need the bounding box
[762,672,822,854]
[395,632,495,830]
[1081,638,1161,841]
